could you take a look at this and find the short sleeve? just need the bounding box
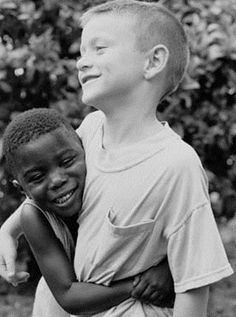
[167,202,233,293]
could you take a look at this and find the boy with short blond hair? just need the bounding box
[75,1,233,316]
[80,0,189,97]
[0,1,233,316]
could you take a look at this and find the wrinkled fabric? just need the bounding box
[73,111,233,317]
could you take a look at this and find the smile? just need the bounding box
[81,75,100,85]
[53,189,76,206]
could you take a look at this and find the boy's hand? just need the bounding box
[131,258,175,308]
[0,231,29,286]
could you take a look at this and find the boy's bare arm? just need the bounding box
[20,205,132,315]
[173,286,209,317]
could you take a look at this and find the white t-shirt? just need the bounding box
[74,111,233,317]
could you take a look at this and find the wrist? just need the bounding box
[124,279,133,296]
[0,222,21,240]
[0,223,11,236]
[113,277,133,297]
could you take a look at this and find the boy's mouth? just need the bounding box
[81,74,100,85]
[52,188,76,206]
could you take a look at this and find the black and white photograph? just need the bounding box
[0,0,235,316]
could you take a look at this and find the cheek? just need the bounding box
[77,167,86,184]
[29,186,45,202]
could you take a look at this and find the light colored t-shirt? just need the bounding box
[74,111,233,317]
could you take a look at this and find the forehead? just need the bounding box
[17,127,83,160]
[81,13,136,45]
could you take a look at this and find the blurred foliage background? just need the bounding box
[0,0,236,281]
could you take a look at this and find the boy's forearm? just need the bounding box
[21,204,132,315]
[32,243,133,315]
[173,286,209,317]
[0,202,25,239]
[60,279,132,315]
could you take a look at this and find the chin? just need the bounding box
[82,92,107,108]
[82,97,98,107]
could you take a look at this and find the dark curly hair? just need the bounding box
[2,108,81,178]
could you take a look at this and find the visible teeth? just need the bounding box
[54,191,74,205]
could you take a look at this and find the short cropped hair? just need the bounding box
[2,108,80,177]
[81,0,189,96]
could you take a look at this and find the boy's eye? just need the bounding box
[28,173,44,184]
[61,156,75,167]
[96,46,106,54]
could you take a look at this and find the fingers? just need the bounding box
[131,274,170,305]
[132,284,163,304]
[132,276,157,301]
[148,291,166,307]
[0,255,30,286]
[132,285,149,301]
[146,291,175,308]
[0,247,17,278]
[131,276,148,298]
[148,290,163,302]
[0,259,8,281]
[8,271,30,286]
[4,257,17,284]
[138,285,157,303]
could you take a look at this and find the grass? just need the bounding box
[0,293,33,317]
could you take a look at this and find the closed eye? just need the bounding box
[61,156,76,168]
[96,46,107,54]
[27,173,45,184]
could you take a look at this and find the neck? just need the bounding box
[101,92,163,150]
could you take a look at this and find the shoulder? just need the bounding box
[76,111,104,139]
[166,139,203,172]
[158,124,202,172]
[21,202,43,224]
[21,203,53,247]
[162,138,209,192]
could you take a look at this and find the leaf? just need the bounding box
[208,44,224,60]
[68,41,81,54]
[0,0,17,9]
[6,46,29,62]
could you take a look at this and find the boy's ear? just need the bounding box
[12,179,26,195]
[144,44,169,80]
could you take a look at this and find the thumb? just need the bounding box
[10,271,30,286]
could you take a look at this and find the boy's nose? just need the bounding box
[76,55,92,72]
[49,170,67,190]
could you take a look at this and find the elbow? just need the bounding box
[61,304,78,315]
[62,304,88,315]
[61,300,98,315]
[58,295,86,315]
[57,299,76,315]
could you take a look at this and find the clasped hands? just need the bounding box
[115,258,175,308]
